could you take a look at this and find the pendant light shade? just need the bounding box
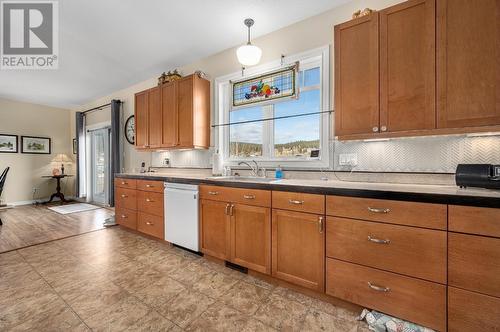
[237,18,262,66]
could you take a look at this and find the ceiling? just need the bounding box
[0,0,349,109]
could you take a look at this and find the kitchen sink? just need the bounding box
[206,176,278,183]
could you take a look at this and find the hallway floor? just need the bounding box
[0,204,113,253]
[1,226,370,331]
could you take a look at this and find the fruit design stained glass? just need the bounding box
[232,64,297,107]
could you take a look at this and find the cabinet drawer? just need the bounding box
[137,212,164,239]
[115,178,137,190]
[115,208,137,230]
[449,233,500,297]
[449,205,500,238]
[115,188,137,211]
[272,191,325,214]
[448,287,500,332]
[137,191,164,217]
[326,217,446,283]
[200,185,270,207]
[326,196,446,230]
[137,179,164,193]
[326,259,446,332]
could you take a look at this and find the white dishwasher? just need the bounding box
[164,182,199,252]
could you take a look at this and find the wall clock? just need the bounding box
[124,115,135,145]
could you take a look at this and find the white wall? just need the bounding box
[0,98,74,204]
[75,0,500,173]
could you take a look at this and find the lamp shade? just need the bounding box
[237,44,262,66]
[52,153,72,163]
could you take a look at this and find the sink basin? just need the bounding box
[206,176,278,183]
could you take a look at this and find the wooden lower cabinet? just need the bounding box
[231,204,271,274]
[326,259,446,331]
[448,286,500,332]
[137,212,164,239]
[272,209,325,292]
[200,199,231,260]
[115,208,137,230]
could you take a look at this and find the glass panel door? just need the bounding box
[90,128,110,205]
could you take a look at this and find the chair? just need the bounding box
[0,167,10,225]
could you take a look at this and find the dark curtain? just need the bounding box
[109,100,122,207]
[75,112,86,198]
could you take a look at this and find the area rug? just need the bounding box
[48,203,100,215]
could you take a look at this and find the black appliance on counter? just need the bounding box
[456,164,500,189]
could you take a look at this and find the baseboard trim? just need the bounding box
[9,196,77,206]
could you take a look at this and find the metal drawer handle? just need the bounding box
[225,203,231,215]
[368,236,390,244]
[121,194,127,198]
[243,195,255,200]
[146,184,153,188]
[208,191,219,195]
[367,207,390,214]
[368,282,390,292]
[289,199,304,205]
[121,181,127,185]
[146,222,154,226]
[146,198,152,202]
[121,215,127,219]
[318,216,324,234]
[229,204,235,216]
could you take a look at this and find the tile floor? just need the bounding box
[0,227,370,331]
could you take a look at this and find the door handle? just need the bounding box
[368,282,390,292]
[318,216,324,234]
[229,204,235,216]
[367,207,390,214]
[288,199,304,205]
[368,236,390,244]
[225,203,230,215]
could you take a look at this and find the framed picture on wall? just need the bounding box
[73,138,77,154]
[0,134,18,153]
[21,136,51,154]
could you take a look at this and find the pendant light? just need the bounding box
[236,18,262,66]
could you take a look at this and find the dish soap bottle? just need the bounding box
[275,165,283,179]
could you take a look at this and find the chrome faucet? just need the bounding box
[238,160,261,177]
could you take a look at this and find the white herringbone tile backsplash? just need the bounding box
[150,134,500,173]
[334,134,500,173]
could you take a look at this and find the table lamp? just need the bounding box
[52,153,73,175]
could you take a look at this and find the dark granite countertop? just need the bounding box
[116,173,500,208]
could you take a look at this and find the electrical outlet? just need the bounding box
[161,158,170,167]
[338,153,358,166]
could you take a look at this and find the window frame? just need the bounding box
[215,46,330,169]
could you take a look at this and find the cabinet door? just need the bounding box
[177,76,194,147]
[200,199,231,260]
[148,86,162,149]
[134,90,149,148]
[272,209,325,291]
[161,82,177,147]
[230,204,271,274]
[334,14,379,137]
[437,0,500,128]
[380,0,436,133]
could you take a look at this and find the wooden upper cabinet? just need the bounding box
[437,0,500,129]
[177,76,194,147]
[134,90,149,149]
[334,13,380,137]
[134,74,210,151]
[148,86,162,148]
[380,0,436,133]
[161,82,177,148]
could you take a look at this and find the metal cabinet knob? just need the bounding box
[372,126,379,132]
[380,126,387,132]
